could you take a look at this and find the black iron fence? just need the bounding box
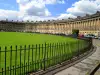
[0,38,92,75]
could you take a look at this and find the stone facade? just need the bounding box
[0,11,100,36]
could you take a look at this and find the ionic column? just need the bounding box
[56,24,58,33]
[93,19,95,31]
[85,21,88,30]
[81,21,83,31]
[92,19,94,31]
[65,23,67,34]
[85,21,87,30]
[63,24,66,34]
[97,18,100,30]
[73,22,75,29]
[98,18,100,30]
[88,20,90,31]
[77,22,79,30]
[66,23,68,34]
[74,22,76,29]
[69,23,71,33]
[95,19,98,31]
[71,22,74,30]
[58,23,60,33]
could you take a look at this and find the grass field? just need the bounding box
[0,32,88,75]
[0,32,79,47]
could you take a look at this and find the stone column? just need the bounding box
[85,21,87,30]
[53,24,55,34]
[97,18,99,30]
[92,19,94,31]
[61,24,62,34]
[51,24,52,34]
[76,22,78,29]
[85,21,87,31]
[41,24,43,33]
[86,21,88,31]
[56,24,58,33]
[74,22,77,29]
[65,23,67,34]
[82,21,84,31]
[60,24,61,34]
[79,22,81,30]
[42,24,44,33]
[55,23,57,34]
[63,24,65,34]
[71,22,74,30]
[66,23,68,34]
[96,18,98,31]
[61,24,63,34]
[58,24,60,33]
[77,22,79,30]
[69,22,72,34]
[94,19,96,31]
[78,22,80,30]
[72,22,74,30]
[81,21,83,31]
[89,20,92,31]
[68,23,69,34]
[69,23,71,34]
[88,20,90,31]
[53,23,55,34]
[97,18,100,31]
[62,24,64,34]
[87,21,89,30]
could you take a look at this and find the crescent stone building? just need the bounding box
[0,11,100,36]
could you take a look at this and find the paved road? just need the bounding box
[55,39,100,75]
[94,39,100,75]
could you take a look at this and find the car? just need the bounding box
[98,36,100,40]
[84,34,90,38]
[94,36,98,39]
[78,34,84,38]
[84,34,95,38]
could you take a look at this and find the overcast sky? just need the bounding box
[0,0,100,21]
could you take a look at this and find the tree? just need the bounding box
[72,29,79,37]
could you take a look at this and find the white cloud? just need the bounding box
[0,0,100,21]
[58,13,76,19]
[17,0,65,17]
[57,0,65,4]
[23,16,57,21]
[17,0,65,21]
[17,0,51,17]
[55,0,100,19]
[67,0,100,16]
[0,9,56,21]
[17,0,65,5]
[0,9,19,20]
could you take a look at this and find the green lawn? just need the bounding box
[0,32,79,47]
[0,32,88,75]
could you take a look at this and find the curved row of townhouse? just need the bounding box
[0,11,100,36]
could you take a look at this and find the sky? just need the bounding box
[0,0,100,21]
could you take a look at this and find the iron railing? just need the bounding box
[0,38,92,75]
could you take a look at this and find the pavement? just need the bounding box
[95,68,100,75]
[55,39,100,75]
